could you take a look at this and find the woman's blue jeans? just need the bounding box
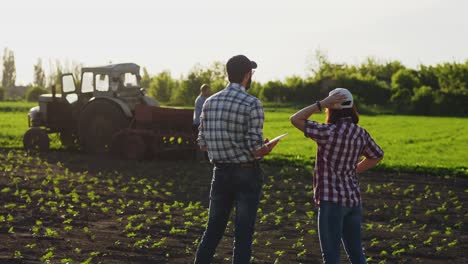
[194,163,263,264]
[318,201,367,264]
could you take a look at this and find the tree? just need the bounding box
[261,80,289,102]
[48,59,63,90]
[247,81,263,98]
[33,58,46,87]
[173,69,208,105]
[172,62,226,105]
[209,61,227,83]
[66,60,82,88]
[411,86,436,115]
[148,71,178,102]
[391,69,420,90]
[25,86,49,102]
[2,47,16,96]
[390,69,420,112]
[417,65,439,90]
[141,67,151,89]
[358,58,405,84]
[332,73,391,106]
[390,88,412,113]
[433,62,468,94]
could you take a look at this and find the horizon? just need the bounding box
[1,0,467,86]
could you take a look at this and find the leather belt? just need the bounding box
[213,160,260,168]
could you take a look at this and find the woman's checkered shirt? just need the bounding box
[305,118,384,207]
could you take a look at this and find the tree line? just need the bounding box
[146,51,468,116]
[0,47,81,102]
[1,48,467,116]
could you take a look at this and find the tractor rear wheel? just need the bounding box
[23,128,50,152]
[78,100,129,153]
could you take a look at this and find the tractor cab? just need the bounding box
[80,63,145,109]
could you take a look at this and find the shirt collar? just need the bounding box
[228,83,246,92]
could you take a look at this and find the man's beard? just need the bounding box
[245,76,252,90]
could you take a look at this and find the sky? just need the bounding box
[1,0,468,85]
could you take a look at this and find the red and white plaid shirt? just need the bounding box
[305,117,384,207]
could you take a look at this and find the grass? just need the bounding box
[262,106,468,175]
[0,101,36,112]
[0,101,36,148]
[1,101,467,175]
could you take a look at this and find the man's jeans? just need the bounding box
[318,201,367,264]
[194,163,263,264]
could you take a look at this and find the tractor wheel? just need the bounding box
[23,128,50,152]
[78,100,129,153]
[121,134,146,160]
[60,132,78,150]
[110,130,126,158]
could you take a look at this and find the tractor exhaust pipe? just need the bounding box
[51,85,56,101]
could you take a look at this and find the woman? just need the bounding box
[290,88,384,264]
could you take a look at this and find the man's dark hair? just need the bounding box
[226,55,257,83]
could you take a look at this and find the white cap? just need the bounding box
[328,88,353,109]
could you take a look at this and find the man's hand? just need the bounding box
[253,138,278,158]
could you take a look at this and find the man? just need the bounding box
[194,55,277,264]
[193,84,211,134]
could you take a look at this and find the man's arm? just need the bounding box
[197,100,208,151]
[197,122,207,151]
[245,99,279,158]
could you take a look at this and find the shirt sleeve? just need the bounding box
[246,99,265,152]
[363,132,384,159]
[304,120,332,144]
[193,97,204,125]
[197,100,208,148]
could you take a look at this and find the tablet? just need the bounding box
[265,132,288,146]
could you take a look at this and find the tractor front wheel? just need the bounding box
[23,128,50,152]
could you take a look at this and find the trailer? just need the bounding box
[110,104,197,160]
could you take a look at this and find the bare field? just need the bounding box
[0,149,466,263]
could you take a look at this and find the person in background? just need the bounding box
[194,55,278,264]
[290,88,384,264]
[193,84,211,134]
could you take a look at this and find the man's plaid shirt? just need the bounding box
[305,117,384,207]
[198,83,264,163]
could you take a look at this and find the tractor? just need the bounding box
[23,63,197,160]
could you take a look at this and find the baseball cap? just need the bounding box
[226,55,257,77]
[329,88,353,108]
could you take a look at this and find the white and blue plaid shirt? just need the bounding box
[198,83,264,163]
